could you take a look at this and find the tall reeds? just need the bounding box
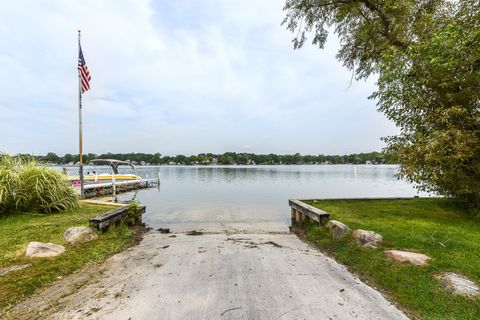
[0,154,78,214]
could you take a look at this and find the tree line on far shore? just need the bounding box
[17,151,390,166]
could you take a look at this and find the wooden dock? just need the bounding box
[78,178,158,199]
[289,199,330,225]
[89,204,146,230]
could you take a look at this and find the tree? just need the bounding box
[218,154,235,165]
[63,153,73,164]
[44,152,60,164]
[283,0,480,207]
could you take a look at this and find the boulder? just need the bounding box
[63,226,98,245]
[325,220,350,239]
[25,242,65,258]
[384,250,430,266]
[436,272,480,297]
[352,230,383,248]
[0,264,32,277]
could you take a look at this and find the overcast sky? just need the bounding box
[0,0,397,156]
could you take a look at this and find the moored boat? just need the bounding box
[67,159,142,186]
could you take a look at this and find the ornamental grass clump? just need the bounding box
[0,155,23,213]
[0,154,78,215]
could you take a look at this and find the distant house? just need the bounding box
[365,160,372,165]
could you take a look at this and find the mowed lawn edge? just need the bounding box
[0,203,138,313]
[301,198,480,320]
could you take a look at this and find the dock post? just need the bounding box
[112,175,116,197]
[157,171,160,185]
[295,210,303,223]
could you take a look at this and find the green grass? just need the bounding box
[302,198,480,320]
[0,203,135,312]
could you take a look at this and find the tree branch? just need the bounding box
[360,0,409,49]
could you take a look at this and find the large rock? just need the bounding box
[25,242,65,258]
[63,226,98,245]
[325,220,350,239]
[436,272,480,297]
[352,229,383,248]
[384,250,430,266]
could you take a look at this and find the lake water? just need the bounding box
[103,165,425,233]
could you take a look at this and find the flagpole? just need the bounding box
[78,30,84,198]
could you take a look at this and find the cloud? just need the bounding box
[0,0,397,156]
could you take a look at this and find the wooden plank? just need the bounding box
[299,196,421,202]
[89,205,145,230]
[289,199,330,225]
[80,199,128,207]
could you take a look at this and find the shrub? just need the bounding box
[0,154,78,214]
[125,201,143,226]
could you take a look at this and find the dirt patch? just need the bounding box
[226,238,282,249]
[262,241,283,248]
[186,230,203,236]
[127,225,149,246]
[226,237,251,241]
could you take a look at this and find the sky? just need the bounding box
[0,0,398,156]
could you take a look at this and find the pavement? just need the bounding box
[8,232,409,320]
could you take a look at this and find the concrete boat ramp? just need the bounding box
[9,232,408,320]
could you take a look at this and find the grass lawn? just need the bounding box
[302,198,480,320]
[0,203,136,313]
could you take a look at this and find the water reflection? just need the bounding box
[104,165,425,233]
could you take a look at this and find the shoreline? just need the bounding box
[4,198,477,319]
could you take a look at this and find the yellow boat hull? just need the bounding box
[67,174,142,182]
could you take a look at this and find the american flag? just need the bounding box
[78,45,91,93]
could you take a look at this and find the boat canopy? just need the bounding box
[89,159,135,174]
